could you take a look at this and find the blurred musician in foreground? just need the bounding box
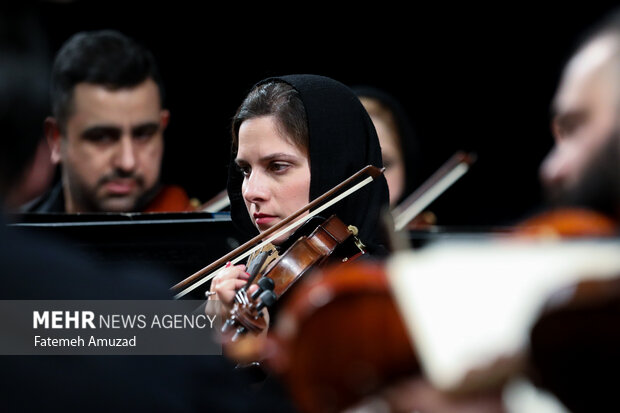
[23,29,197,213]
[539,9,620,228]
[384,8,620,412]
[380,11,620,412]
[528,7,620,412]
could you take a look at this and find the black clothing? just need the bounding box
[20,180,64,212]
[21,180,195,213]
[0,212,289,412]
[227,74,390,255]
[529,281,620,413]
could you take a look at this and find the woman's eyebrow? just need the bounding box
[259,153,300,162]
[235,152,301,165]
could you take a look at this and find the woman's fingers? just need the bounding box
[210,265,246,290]
[214,278,248,304]
[208,264,256,316]
[247,284,259,296]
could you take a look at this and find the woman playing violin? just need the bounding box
[208,74,389,316]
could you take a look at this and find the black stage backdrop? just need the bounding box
[31,1,620,228]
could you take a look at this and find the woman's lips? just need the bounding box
[254,213,277,227]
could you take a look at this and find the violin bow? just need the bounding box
[171,165,385,299]
[199,189,230,212]
[392,151,476,231]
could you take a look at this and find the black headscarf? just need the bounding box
[352,85,422,206]
[227,74,390,254]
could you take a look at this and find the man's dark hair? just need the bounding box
[51,30,165,130]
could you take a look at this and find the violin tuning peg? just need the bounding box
[251,277,276,300]
[232,326,246,342]
[259,277,275,291]
[221,318,236,333]
[255,290,277,313]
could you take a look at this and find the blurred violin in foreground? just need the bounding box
[514,207,618,238]
[262,260,419,413]
[256,200,620,412]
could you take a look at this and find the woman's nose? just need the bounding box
[242,170,270,203]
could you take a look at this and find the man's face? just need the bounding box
[540,35,620,211]
[50,79,169,212]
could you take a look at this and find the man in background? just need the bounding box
[25,29,196,213]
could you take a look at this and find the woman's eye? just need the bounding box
[236,164,251,176]
[270,162,290,173]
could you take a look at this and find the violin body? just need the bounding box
[515,207,618,238]
[222,215,365,341]
[529,275,620,413]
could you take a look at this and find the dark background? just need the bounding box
[30,1,620,228]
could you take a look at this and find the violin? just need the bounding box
[513,207,618,238]
[221,214,366,341]
[142,185,199,212]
